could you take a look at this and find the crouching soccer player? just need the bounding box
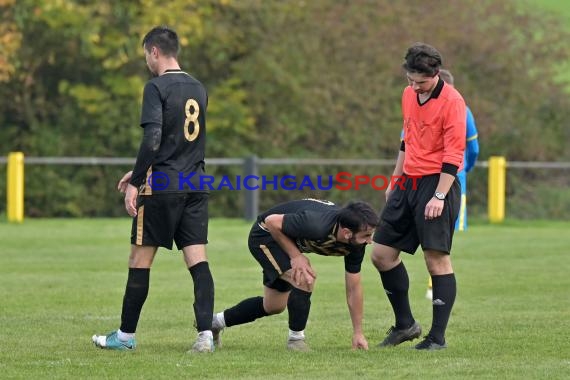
[209,199,378,351]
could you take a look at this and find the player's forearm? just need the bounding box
[264,214,303,259]
[392,150,405,177]
[435,172,456,195]
[272,231,303,260]
[346,273,364,334]
[130,123,162,187]
[347,295,364,334]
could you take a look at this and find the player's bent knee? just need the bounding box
[370,250,383,268]
[293,280,314,293]
[424,251,453,275]
[370,246,398,271]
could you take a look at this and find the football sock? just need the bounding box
[117,329,134,341]
[189,262,215,332]
[224,296,268,327]
[288,329,305,341]
[287,288,312,332]
[429,273,456,344]
[214,311,226,328]
[197,330,213,339]
[120,268,150,334]
[379,261,415,329]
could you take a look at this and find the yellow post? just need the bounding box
[7,152,24,223]
[426,276,433,300]
[488,156,506,223]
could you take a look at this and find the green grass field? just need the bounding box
[1,218,569,379]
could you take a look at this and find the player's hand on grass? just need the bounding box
[351,333,368,350]
[291,255,316,287]
[117,171,133,193]
[124,184,138,217]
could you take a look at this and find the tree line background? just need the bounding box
[1,0,569,218]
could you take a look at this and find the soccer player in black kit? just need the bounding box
[210,199,378,351]
[92,26,215,353]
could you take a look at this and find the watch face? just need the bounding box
[435,192,445,200]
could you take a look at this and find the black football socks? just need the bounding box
[429,273,456,344]
[189,261,215,332]
[287,288,312,332]
[379,261,415,329]
[120,268,150,333]
[223,296,269,327]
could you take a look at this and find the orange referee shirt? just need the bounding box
[401,79,466,177]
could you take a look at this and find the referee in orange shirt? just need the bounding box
[372,42,466,350]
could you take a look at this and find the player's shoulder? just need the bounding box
[150,71,203,86]
[298,198,339,212]
[148,72,207,103]
[401,86,418,107]
[402,86,415,98]
[277,199,335,230]
[300,205,339,230]
[442,83,465,103]
[280,199,338,221]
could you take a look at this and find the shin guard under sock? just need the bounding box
[224,296,268,327]
[429,273,456,343]
[189,262,215,332]
[120,268,150,333]
[287,288,312,332]
[379,262,414,329]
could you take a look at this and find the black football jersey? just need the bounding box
[254,199,366,273]
[139,70,208,193]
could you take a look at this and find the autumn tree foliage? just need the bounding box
[1,0,569,216]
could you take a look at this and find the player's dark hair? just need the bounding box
[142,26,180,57]
[402,42,442,77]
[338,201,379,234]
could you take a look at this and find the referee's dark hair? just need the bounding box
[142,26,180,58]
[402,42,442,77]
[338,201,379,234]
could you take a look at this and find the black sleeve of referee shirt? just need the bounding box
[129,122,162,187]
[441,162,459,176]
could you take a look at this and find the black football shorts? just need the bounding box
[247,224,293,292]
[131,192,208,250]
[373,174,460,254]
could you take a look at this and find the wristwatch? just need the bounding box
[434,192,446,200]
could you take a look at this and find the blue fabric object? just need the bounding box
[455,106,479,231]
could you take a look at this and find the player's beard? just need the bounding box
[348,236,363,246]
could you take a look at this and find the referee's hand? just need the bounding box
[424,197,444,220]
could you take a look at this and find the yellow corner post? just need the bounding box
[7,152,24,223]
[488,156,506,223]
